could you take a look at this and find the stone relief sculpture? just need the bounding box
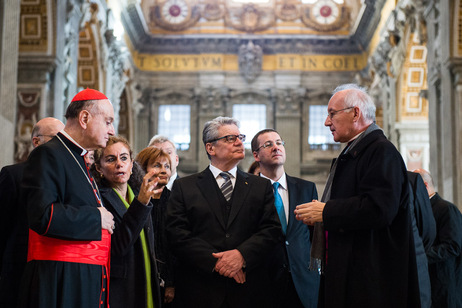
[238,41,263,83]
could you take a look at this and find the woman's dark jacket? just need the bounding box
[99,186,162,308]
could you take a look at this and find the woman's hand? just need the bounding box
[137,169,165,205]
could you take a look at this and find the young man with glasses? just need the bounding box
[166,116,281,308]
[251,128,320,308]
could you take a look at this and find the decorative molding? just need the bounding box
[19,0,52,54]
[275,1,301,21]
[141,0,355,33]
[78,24,99,89]
[122,0,364,54]
[273,88,305,116]
[225,3,276,33]
[198,87,227,115]
[21,15,41,39]
[126,1,384,55]
[202,0,225,20]
[15,86,43,162]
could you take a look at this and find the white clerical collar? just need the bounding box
[209,164,237,179]
[60,130,87,156]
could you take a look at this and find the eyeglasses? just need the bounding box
[255,140,285,151]
[209,134,246,143]
[327,106,354,119]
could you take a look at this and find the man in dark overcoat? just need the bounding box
[19,89,116,308]
[166,116,281,308]
[0,117,64,308]
[415,169,462,308]
[295,84,421,308]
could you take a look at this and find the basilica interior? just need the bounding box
[1,0,461,207]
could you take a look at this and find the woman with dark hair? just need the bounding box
[91,136,162,308]
[135,147,175,306]
[247,161,260,175]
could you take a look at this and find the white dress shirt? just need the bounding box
[260,173,289,224]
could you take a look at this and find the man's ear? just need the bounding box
[352,106,361,122]
[32,136,41,148]
[253,151,260,162]
[79,110,91,129]
[205,143,214,157]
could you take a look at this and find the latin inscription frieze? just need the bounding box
[133,53,367,72]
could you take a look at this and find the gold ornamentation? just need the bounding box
[149,0,201,31]
[141,0,352,34]
[301,1,350,32]
[202,0,225,21]
[275,0,301,21]
[225,4,275,33]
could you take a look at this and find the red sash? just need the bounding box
[27,229,111,307]
[28,229,111,265]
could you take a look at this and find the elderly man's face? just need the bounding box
[324,90,356,143]
[209,124,245,165]
[86,99,115,149]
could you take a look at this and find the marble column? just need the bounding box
[0,0,20,167]
[197,87,227,171]
[274,88,304,178]
[451,61,462,206]
[425,0,459,204]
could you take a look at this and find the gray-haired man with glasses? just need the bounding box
[251,128,320,308]
[294,84,420,308]
[166,116,281,308]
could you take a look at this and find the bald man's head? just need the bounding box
[413,169,436,197]
[31,117,65,148]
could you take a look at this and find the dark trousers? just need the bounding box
[273,270,304,308]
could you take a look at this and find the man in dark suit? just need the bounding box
[0,117,64,308]
[295,84,420,308]
[251,128,320,308]
[415,169,462,308]
[407,171,436,308]
[166,116,281,308]
[19,89,116,308]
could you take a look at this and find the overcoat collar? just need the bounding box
[99,186,128,219]
[338,129,385,160]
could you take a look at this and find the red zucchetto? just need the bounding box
[71,88,108,102]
